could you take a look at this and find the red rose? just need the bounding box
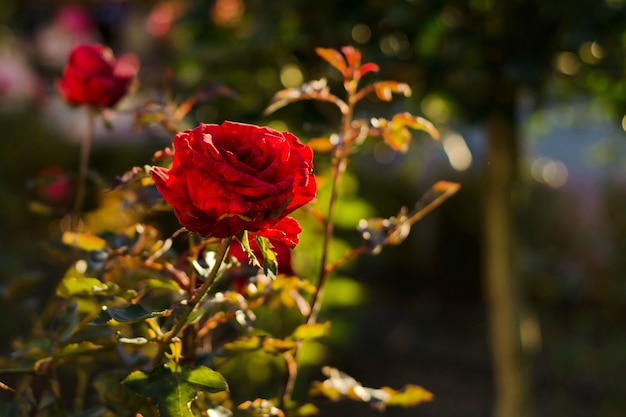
[57,44,139,107]
[151,121,316,247]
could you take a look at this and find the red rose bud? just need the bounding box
[151,121,316,248]
[57,43,139,107]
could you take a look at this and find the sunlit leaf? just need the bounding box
[62,232,108,251]
[55,342,103,359]
[340,46,361,75]
[0,381,15,392]
[123,363,228,417]
[307,137,335,153]
[264,79,335,115]
[390,112,439,140]
[239,398,284,417]
[57,276,108,298]
[315,47,347,75]
[238,231,261,269]
[291,322,330,340]
[407,180,461,227]
[262,337,298,354]
[382,127,411,152]
[118,336,149,345]
[359,62,380,77]
[223,336,262,352]
[310,367,432,410]
[255,235,277,277]
[91,304,170,325]
[373,81,412,102]
[383,384,434,407]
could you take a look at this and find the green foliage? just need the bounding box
[123,363,228,417]
[0,43,453,417]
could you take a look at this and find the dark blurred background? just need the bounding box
[1,1,625,416]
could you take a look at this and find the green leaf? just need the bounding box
[91,304,170,325]
[255,235,278,277]
[55,342,103,360]
[238,231,261,269]
[291,322,330,340]
[123,363,228,417]
[57,276,108,298]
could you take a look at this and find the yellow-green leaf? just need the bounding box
[62,232,108,251]
[224,336,262,352]
[382,127,411,153]
[292,322,330,340]
[383,384,434,407]
[57,276,108,298]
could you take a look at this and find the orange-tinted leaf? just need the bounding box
[359,62,380,77]
[307,137,335,153]
[238,398,284,417]
[406,180,460,226]
[340,46,361,73]
[391,112,439,140]
[316,47,347,75]
[382,127,411,153]
[264,79,334,115]
[62,232,108,251]
[262,337,298,354]
[433,180,461,195]
[373,82,412,101]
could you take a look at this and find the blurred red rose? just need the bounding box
[151,121,316,247]
[36,166,74,206]
[57,44,139,107]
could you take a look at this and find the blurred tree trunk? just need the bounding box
[483,92,531,417]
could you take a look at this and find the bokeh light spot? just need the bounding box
[351,24,371,44]
[442,132,472,171]
[531,157,568,188]
[555,52,581,75]
[280,64,303,88]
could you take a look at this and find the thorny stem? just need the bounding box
[71,106,94,231]
[306,93,355,325]
[280,90,356,408]
[153,236,232,366]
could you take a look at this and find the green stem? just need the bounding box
[153,236,232,365]
[71,106,94,231]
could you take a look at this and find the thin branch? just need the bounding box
[153,236,232,365]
